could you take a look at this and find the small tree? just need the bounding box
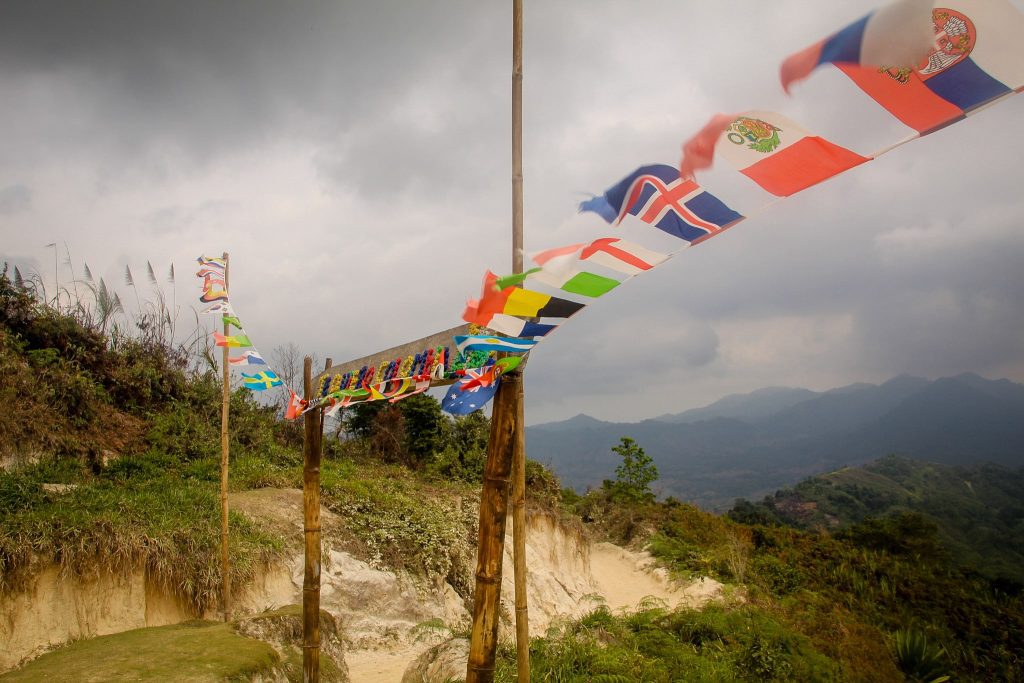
[609,436,658,504]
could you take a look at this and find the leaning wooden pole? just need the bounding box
[466,372,521,683]
[509,0,531,680]
[302,357,323,682]
[219,250,231,623]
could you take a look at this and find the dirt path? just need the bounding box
[346,645,427,682]
[345,542,723,681]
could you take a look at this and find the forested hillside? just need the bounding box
[729,455,1024,584]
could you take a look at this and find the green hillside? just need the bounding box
[729,455,1024,584]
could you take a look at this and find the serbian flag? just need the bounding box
[780,0,936,94]
[831,2,1024,135]
[714,112,869,197]
[583,164,744,243]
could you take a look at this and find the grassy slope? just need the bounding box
[0,622,278,682]
[738,455,1024,582]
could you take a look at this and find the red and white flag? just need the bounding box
[714,111,869,197]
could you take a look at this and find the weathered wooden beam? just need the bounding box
[466,373,520,683]
[314,323,471,391]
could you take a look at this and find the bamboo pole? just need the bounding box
[466,372,521,683]
[302,356,323,682]
[219,251,231,623]
[510,1,531,680]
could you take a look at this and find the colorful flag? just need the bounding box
[463,271,585,327]
[535,238,670,277]
[228,350,267,366]
[779,0,936,93]
[196,265,224,278]
[442,367,500,415]
[284,390,306,420]
[222,314,243,329]
[585,164,744,242]
[242,371,283,391]
[197,255,226,269]
[829,2,1024,135]
[478,314,557,339]
[496,265,621,299]
[202,301,233,315]
[200,287,229,303]
[454,335,537,356]
[389,378,432,403]
[214,332,252,348]
[715,112,870,197]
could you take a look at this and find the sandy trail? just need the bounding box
[345,541,720,682]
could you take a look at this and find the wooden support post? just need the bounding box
[510,1,530,680]
[219,251,231,623]
[466,373,521,683]
[302,356,323,682]
[510,374,529,680]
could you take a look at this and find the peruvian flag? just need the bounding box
[715,111,869,197]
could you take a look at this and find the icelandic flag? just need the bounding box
[780,0,936,93]
[789,1,1024,135]
[441,366,500,415]
[583,164,744,243]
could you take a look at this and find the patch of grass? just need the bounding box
[0,459,283,611]
[0,621,278,682]
[494,604,839,683]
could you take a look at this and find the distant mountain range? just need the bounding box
[526,373,1024,510]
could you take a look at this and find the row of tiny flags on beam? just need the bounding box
[197,254,529,418]
[452,0,1024,415]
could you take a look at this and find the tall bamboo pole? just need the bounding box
[509,0,531,680]
[219,251,231,623]
[466,373,521,683]
[302,357,323,682]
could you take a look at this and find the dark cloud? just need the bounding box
[0,0,1022,423]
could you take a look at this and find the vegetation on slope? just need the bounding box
[729,454,1024,584]
[508,441,1024,682]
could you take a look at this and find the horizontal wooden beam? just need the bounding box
[314,324,472,391]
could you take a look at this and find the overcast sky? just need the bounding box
[2,0,1022,424]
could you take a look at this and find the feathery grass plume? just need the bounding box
[167,264,175,285]
[13,266,24,289]
[146,260,157,286]
[83,263,93,282]
[124,265,134,287]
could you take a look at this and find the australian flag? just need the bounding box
[581,164,743,243]
[441,367,500,416]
